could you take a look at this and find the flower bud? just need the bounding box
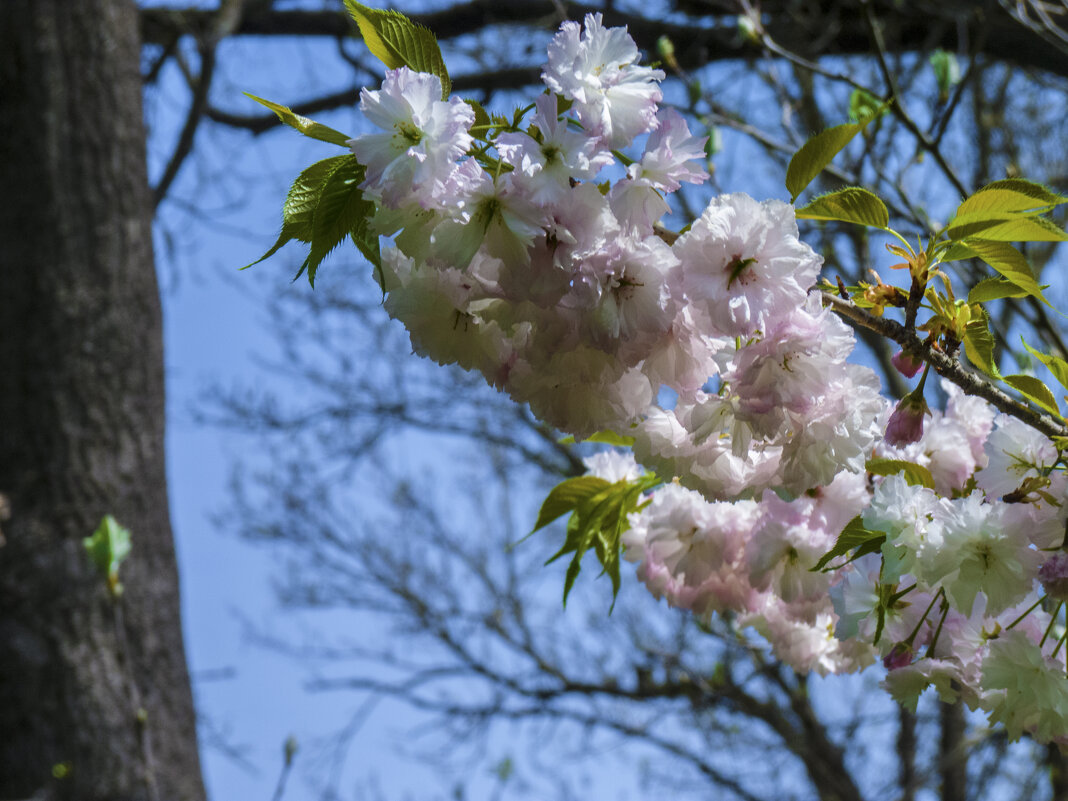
[1039,553,1068,602]
[891,350,923,379]
[883,642,913,671]
[884,392,930,447]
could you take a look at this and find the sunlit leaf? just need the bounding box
[243,93,351,147]
[1021,338,1068,394]
[865,458,935,489]
[785,115,878,202]
[1003,374,1061,417]
[963,307,1001,378]
[812,516,885,572]
[344,1,451,98]
[796,187,889,228]
[967,277,1029,304]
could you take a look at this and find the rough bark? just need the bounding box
[0,2,206,800]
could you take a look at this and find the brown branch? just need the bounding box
[821,291,1068,439]
[139,1,1068,77]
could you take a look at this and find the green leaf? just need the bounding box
[538,474,659,607]
[865,458,936,490]
[344,1,451,98]
[944,240,1047,304]
[954,179,1068,219]
[947,213,1068,243]
[848,88,885,123]
[83,515,132,596]
[963,307,1001,378]
[244,156,351,270]
[812,516,886,572]
[1021,338,1068,394]
[243,93,351,147]
[785,115,877,203]
[1003,374,1062,417]
[299,156,376,286]
[532,476,611,532]
[795,187,889,228]
[967,277,1029,304]
[929,49,960,101]
[465,99,492,139]
[557,431,636,447]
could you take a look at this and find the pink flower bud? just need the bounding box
[891,350,923,378]
[1039,553,1068,602]
[885,393,929,447]
[883,642,913,671]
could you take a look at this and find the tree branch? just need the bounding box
[822,291,1068,439]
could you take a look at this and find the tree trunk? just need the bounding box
[0,2,206,800]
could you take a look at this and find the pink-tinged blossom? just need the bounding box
[573,234,680,364]
[496,94,613,206]
[610,109,708,230]
[778,364,887,493]
[891,350,923,378]
[430,173,545,269]
[923,492,1041,616]
[982,630,1068,742]
[745,491,838,608]
[864,474,943,583]
[728,305,855,438]
[742,597,874,676]
[883,659,967,713]
[622,484,762,617]
[674,193,822,337]
[506,346,655,437]
[382,250,514,379]
[348,68,474,206]
[630,108,708,192]
[976,414,1059,499]
[640,305,729,396]
[542,14,664,148]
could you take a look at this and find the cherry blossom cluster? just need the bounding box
[344,13,1068,743]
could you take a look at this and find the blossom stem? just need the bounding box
[926,595,950,658]
[1040,600,1062,647]
[1053,629,1068,660]
[906,587,944,648]
[1007,595,1047,632]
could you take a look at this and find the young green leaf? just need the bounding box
[929,49,960,101]
[963,308,1001,378]
[947,213,1068,243]
[812,516,886,572]
[865,457,936,489]
[944,240,1047,304]
[1021,338,1068,393]
[83,515,132,596]
[539,474,659,607]
[244,93,352,147]
[244,155,352,270]
[967,277,1028,304]
[795,187,889,228]
[785,114,878,203]
[848,88,885,123]
[299,156,376,286]
[954,179,1068,219]
[344,1,451,98]
[532,476,611,532]
[1003,374,1061,417]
